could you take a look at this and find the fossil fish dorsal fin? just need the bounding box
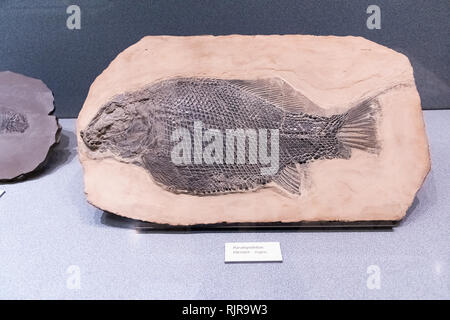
[227,78,318,114]
[273,163,301,195]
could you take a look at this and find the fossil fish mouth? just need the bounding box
[80,129,101,150]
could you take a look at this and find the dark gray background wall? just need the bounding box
[0,0,448,117]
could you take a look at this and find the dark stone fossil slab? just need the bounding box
[0,71,61,181]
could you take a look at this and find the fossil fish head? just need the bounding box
[80,101,157,160]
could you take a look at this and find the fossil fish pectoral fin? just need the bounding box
[142,152,186,193]
[273,163,301,195]
[227,78,319,114]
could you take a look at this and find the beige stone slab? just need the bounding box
[77,35,430,225]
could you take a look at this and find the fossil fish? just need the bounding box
[81,77,380,195]
[0,107,29,134]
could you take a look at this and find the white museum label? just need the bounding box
[224,242,282,263]
[0,190,5,198]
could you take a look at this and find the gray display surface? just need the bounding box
[0,111,448,299]
[0,0,449,117]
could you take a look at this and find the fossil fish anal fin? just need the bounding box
[273,163,302,195]
[227,78,319,114]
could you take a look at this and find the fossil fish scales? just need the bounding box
[81,77,380,195]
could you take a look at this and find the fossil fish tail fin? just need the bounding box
[337,98,379,154]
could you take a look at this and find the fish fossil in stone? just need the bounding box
[81,77,380,195]
[0,107,29,134]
